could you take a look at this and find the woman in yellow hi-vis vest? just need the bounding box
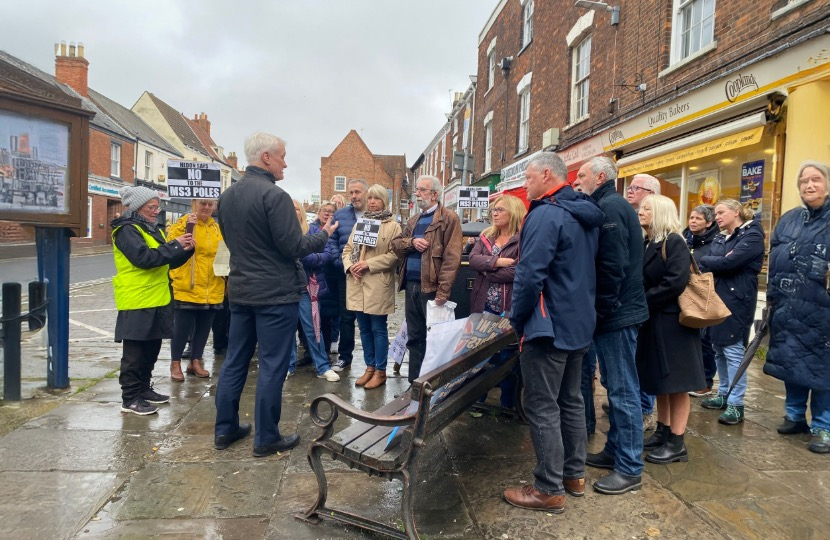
[112,186,194,415]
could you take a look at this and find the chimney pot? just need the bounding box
[78,42,85,58]
[69,42,76,57]
[60,40,67,56]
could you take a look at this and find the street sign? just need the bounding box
[458,188,490,209]
[166,160,221,199]
[352,218,381,247]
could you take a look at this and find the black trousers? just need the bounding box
[335,271,356,362]
[172,309,216,360]
[211,297,230,351]
[404,280,435,383]
[120,339,162,405]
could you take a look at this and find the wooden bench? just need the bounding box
[295,318,519,540]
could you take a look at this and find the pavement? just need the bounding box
[0,279,828,539]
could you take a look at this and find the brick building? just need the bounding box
[320,130,409,219]
[459,0,830,244]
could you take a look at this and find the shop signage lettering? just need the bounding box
[724,73,759,102]
[499,150,542,187]
[557,135,604,166]
[647,101,691,128]
[608,129,625,145]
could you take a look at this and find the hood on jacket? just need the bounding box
[529,184,604,230]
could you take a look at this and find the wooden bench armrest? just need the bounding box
[308,393,418,440]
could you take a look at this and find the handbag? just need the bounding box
[661,235,731,329]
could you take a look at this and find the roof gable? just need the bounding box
[143,92,209,156]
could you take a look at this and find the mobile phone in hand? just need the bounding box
[186,222,194,235]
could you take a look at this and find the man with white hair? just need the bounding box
[214,132,338,457]
[625,173,661,210]
[391,175,462,383]
[575,156,649,495]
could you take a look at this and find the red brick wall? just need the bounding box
[55,56,89,97]
[0,220,35,244]
[319,131,395,203]
[89,129,134,182]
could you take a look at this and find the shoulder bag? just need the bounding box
[661,234,731,328]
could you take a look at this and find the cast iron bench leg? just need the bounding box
[299,442,328,521]
[400,467,419,540]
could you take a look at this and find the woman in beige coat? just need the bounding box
[343,184,402,389]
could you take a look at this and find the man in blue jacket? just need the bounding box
[575,156,649,495]
[328,179,368,372]
[503,152,602,513]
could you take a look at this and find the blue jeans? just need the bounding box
[581,345,597,435]
[784,382,830,433]
[594,324,644,477]
[521,338,587,495]
[215,302,298,448]
[356,312,389,371]
[297,290,332,375]
[713,341,747,406]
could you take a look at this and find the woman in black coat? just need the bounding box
[683,205,719,396]
[698,200,765,426]
[636,195,705,464]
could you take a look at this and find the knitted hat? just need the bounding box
[120,186,159,210]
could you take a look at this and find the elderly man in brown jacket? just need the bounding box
[392,175,463,383]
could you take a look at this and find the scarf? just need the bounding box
[307,275,321,341]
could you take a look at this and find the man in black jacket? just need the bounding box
[574,156,649,495]
[214,132,338,457]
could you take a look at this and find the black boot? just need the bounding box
[643,422,670,450]
[645,432,688,464]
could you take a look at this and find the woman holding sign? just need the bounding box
[343,184,402,389]
[168,199,225,381]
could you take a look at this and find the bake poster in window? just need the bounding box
[739,160,764,213]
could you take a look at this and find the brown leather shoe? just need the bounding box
[364,370,387,389]
[186,359,210,378]
[355,367,375,387]
[170,361,185,382]
[504,485,565,513]
[563,477,585,497]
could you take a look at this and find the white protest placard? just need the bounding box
[213,240,230,277]
[167,160,222,199]
[352,218,381,247]
[457,187,490,209]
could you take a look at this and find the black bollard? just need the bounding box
[2,282,22,401]
[28,281,47,331]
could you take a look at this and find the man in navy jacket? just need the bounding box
[327,179,368,372]
[575,156,649,495]
[504,152,602,513]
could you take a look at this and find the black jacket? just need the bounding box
[683,222,720,265]
[590,181,649,333]
[217,166,329,305]
[699,220,765,346]
[111,213,192,341]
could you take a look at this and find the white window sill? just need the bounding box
[563,114,590,131]
[772,0,812,20]
[659,41,718,79]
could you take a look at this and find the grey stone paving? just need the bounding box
[0,280,827,539]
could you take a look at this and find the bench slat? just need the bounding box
[330,395,411,456]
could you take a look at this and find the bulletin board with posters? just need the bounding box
[0,94,91,235]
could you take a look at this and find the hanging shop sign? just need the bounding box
[617,127,764,177]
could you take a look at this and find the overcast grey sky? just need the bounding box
[4,0,495,201]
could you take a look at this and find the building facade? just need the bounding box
[320,130,409,219]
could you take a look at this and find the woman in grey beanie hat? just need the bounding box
[111,186,195,415]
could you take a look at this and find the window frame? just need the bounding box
[333,175,346,192]
[571,35,592,123]
[672,0,716,64]
[144,150,153,181]
[521,0,535,49]
[484,120,493,173]
[110,142,121,178]
[518,90,531,154]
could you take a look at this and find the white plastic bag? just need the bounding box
[426,299,457,329]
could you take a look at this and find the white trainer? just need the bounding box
[318,369,341,382]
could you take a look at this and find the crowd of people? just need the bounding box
[109,133,829,504]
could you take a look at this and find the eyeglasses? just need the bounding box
[144,205,160,211]
[415,187,435,193]
[626,185,653,194]
[491,207,507,214]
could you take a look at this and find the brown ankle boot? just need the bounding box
[170,361,185,382]
[364,370,387,389]
[186,359,210,378]
[355,367,375,387]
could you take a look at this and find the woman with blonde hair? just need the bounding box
[343,184,402,389]
[468,194,525,407]
[699,199,765,425]
[288,200,340,381]
[168,199,225,381]
[636,194,705,464]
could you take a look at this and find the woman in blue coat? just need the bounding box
[765,161,830,454]
[699,200,765,425]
